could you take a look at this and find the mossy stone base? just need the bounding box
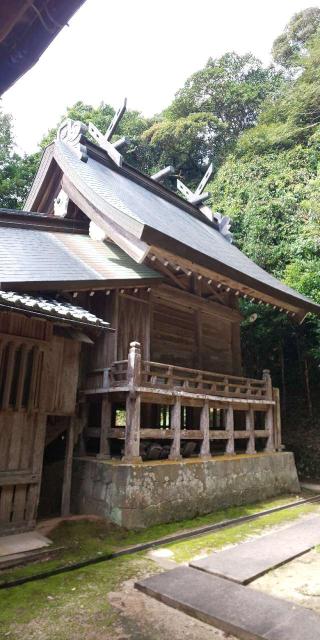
[71,452,300,529]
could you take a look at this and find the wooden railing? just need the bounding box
[109,359,270,401]
[87,342,281,464]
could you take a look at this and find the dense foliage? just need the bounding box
[210,10,320,443]
[0,108,38,209]
[1,7,320,458]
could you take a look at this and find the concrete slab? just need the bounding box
[136,566,320,640]
[191,515,320,584]
[0,531,51,557]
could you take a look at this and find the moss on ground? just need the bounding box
[0,493,302,586]
[0,493,319,639]
[166,502,320,563]
[0,554,157,640]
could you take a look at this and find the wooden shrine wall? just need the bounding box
[151,300,235,373]
[0,312,81,534]
[117,296,150,361]
[110,288,242,375]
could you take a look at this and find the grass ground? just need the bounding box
[0,493,319,640]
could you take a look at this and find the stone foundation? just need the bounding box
[71,452,300,529]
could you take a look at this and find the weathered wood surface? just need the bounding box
[123,342,142,462]
[109,359,269,401]
[61,419,75,517]
[0,312,82,534]
[169,397,182,460]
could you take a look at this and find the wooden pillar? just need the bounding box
[200,400,210,458]
[225,406,235,455]
[75,403,88,456]
[123,342,142,462]
[264,406,275,452]
[245,408,256,454]
[262,369,273,399]
[61,419,75,517]
[169,396,182,460]
[98,396,111,459]
[273,387,282,451]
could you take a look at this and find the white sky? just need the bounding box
[2,0,319,154]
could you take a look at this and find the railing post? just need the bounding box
[225,406,235,455]
[123,342,142,462]
[200,400,210,458]
[273,387,282,451]
[262,370,275,452]
[245,408,256,454]
[169,396,182,460]
[98,396,111,459]
[262,369,273,399]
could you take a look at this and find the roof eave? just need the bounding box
[141,226,320,318]
[0,277,162,292]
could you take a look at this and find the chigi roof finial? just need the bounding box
[57,98,128,166]
[57,99,233,242]
[177,164,233,242]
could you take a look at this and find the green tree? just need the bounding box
[209,28,320,432]
[272,7,320,71]
[0,105,38,209]
[143,52,283,183]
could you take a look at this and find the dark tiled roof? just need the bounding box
[0,291,109,328]
[0,227,160,288]
[52,138,320,315]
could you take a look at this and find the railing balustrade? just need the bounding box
[84,342,281,462]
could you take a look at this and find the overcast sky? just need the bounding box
[2,0,319,154]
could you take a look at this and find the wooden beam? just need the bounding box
[149,246,302,315]
[152,259,189,290]
[61,419,75,517]
[154,284,242,322]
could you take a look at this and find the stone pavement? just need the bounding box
[0,531,51,557]
[136,566,320,640]
[135,515,320,640]
[191,515,320,584]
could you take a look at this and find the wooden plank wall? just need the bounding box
[152,298,237,374]
[0,413,46,531]
[202,314,233,374]
[41,336,81,415]
[0,312,82,534]
[109,288,242,375]
[152,301,196,367]
[117,295,150,361]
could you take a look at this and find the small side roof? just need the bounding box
[0,225,160,290]
[0,291,109,329]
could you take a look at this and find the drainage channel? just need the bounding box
[1,494,320,590]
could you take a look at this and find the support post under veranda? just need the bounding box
[169,396,182,460]
[263,369,275,452]
[200,400,210,458]
[123,341,142,462]
[61,418,75,517]
[98,371,111,459]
